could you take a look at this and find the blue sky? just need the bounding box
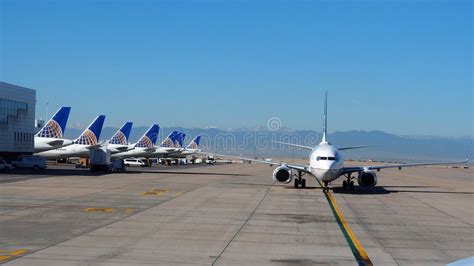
[1,0,472,137]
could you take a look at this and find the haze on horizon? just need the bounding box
[1,0,472,137]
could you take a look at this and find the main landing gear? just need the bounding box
[342,174,355,190]
[294,171,306,188]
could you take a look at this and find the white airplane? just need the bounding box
[167,135,202,157]
[106,122,134,154]
[205,92,469,191]
[34,106,74,152]
[149,130,182,157]
[111,124,160,159]
[36,115,106,159]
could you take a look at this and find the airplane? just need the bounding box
[111,124,160,159]
[149,130,183,157]
[203,92,469,192]
[106,122,134,154]
[167,135,202,157]
[181,135,202,155]
[175,132,186,149]
[36,115,106,159]
[34,106,73,152]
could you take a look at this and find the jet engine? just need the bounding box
[273,166,293,184]
[357,171,378,187]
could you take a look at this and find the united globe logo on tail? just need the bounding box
[109,131,127,145]
[188,141,198,150]
[36,120,63,138]
[173,139,181,148]
[161,137,174,148]
[135,136,153,148]
[75,129,98,145]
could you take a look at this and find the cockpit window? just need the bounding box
[327,157,335,161]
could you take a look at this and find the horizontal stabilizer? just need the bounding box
[47,139,65,146]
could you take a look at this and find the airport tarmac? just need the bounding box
[0,162,472,265]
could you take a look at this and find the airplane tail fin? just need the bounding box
[109,122,133,145]
[159,130,179,148]
[135,124,160,148]
[186,135,201,150]
[36,106,71,138]
[175,133,186,148]
[322,91,328,143]
[75,115,106,145]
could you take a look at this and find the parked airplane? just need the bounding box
[149,130,182,156]
[111,124,160,159]
[106,122,134,154]
[34,106,73,152]
[168,135,202,157]
[36,115,106,159]
[175,132,186,149]
[204,92,469,191]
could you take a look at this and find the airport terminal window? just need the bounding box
[0,98,28,122]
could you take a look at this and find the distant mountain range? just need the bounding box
[60,126,472,162]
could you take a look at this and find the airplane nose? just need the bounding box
[327,161,336,169]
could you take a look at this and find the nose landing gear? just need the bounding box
[322,181,330,192]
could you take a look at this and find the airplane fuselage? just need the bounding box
[111,148,155,159]
[308,142,344,182]
[34,137,74,153]
[35,144,92,159]
[106,144,134,154]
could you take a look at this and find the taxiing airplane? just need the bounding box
[111,124,159,159]
[106,122,134,154]
[204,92,469,191]
[34,106,73,152]
[36,115,106,159]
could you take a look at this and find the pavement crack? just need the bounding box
[211,185,271,265]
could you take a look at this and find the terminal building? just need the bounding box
[0,82,36,159]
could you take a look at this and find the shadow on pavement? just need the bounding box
[331,185,474,195]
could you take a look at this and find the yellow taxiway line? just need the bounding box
[316,179,373,266]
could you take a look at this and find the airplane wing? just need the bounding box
[340,158,469,176]
[272,141,374,151]
[199,152,310,173]
[338,145,376,151]
[272,141,313,150]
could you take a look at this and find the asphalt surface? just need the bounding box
[0,162,472,265]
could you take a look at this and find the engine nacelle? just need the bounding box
[273,166,293,184]
[357,171,378,187]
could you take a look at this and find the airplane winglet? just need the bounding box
[465,142,472,163]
